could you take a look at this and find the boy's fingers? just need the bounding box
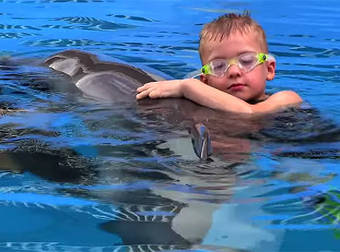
[136,86,146,93]
[148,90,161,99]
[136,81,166,100]
[136,87,156,100]
[136,89,149,99]
[137,82,157,92]
[136,87,162,100]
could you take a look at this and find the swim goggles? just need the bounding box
[200,52,275,78]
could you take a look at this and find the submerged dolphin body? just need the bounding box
[44,50,212,159]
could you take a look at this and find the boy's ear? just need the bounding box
[200,74,208,84]
[266,60,276,81]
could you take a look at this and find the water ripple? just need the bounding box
[262,190,340,234]
[47,16,137,31]
[24,38,108,47]
[0,32,35,39]
[107,14,156,23]
[0,24,40,31]
[0,242,185,252]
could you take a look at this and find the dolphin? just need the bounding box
[44,50,160,102]
[43,49,212,159]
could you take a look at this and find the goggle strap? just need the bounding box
[191,73,202,79]
[184,69,202,79]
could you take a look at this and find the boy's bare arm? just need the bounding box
[136,79,251,113]
[136,79,302,114]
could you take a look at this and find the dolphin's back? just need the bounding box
[44,50,157,101]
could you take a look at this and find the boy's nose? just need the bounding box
[226,63,242,78]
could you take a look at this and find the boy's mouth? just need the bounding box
[228,83,246,91]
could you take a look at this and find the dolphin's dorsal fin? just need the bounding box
[190,123,213,160]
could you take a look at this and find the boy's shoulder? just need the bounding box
[268,90,302,104]
[252,90,303,114]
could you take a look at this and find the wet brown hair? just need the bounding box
[199,12,268,61]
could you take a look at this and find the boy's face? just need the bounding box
[200,30,276,102]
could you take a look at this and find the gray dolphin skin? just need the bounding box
[44,50,212,160]
[44,50,157,102]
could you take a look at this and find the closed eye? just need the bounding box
[239,56,256,65]
[211,59,227,73]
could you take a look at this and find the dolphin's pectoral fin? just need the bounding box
[190,123,213,160]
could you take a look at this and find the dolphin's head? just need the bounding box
[44,50,97,79]
[47,57,82,78]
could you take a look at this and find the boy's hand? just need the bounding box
[136,79,184,100]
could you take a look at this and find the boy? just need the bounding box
[136,12,302,114]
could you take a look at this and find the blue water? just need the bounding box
[0,0,339,251]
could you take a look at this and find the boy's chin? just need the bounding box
[228,91,250,101]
